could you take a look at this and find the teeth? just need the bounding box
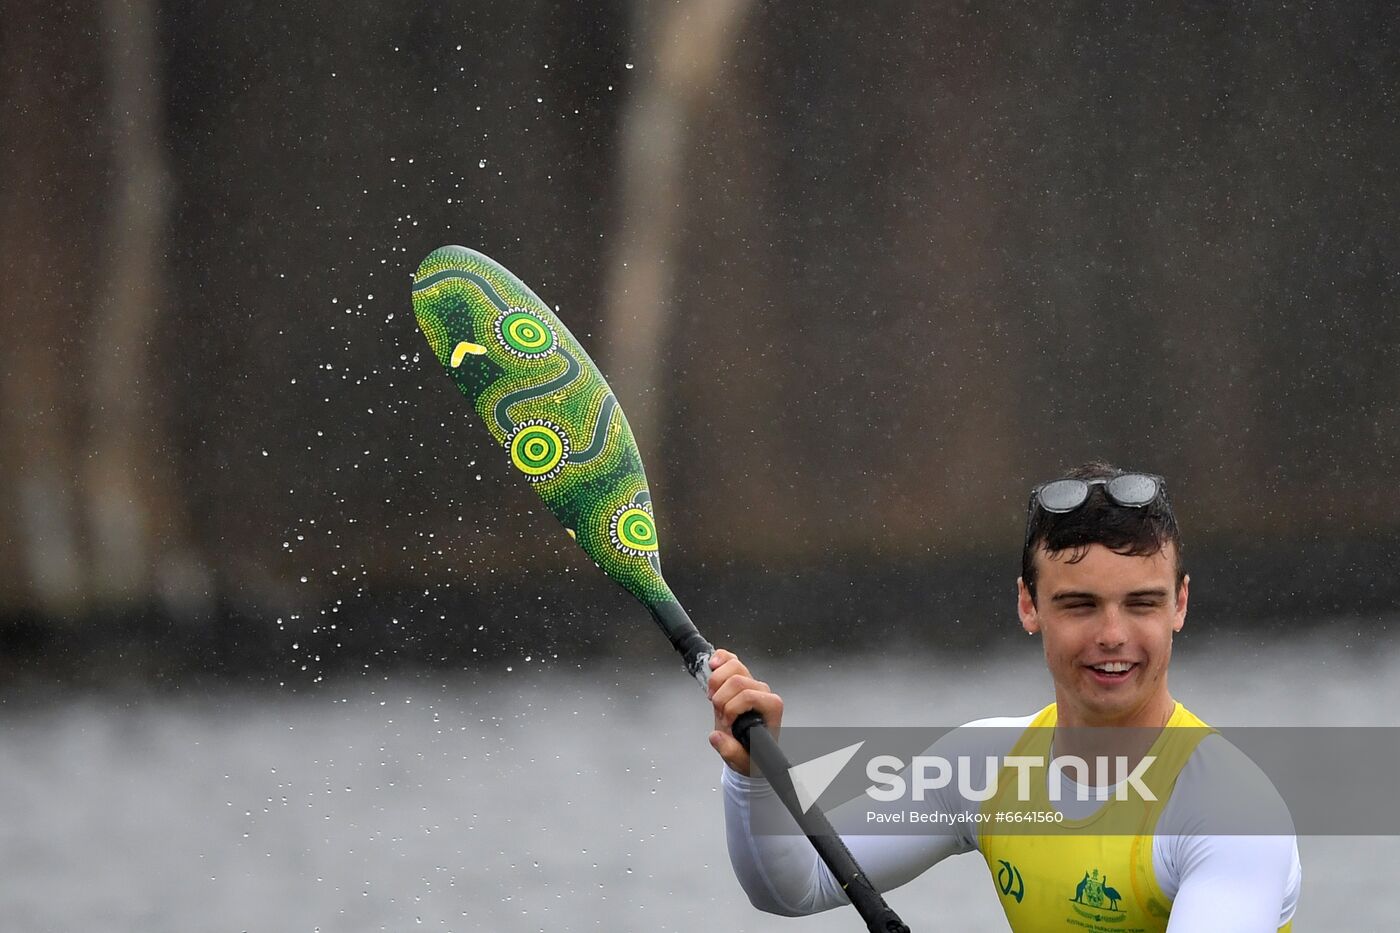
[1094,662,1132,673]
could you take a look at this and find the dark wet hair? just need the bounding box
[1021,460,1185,604]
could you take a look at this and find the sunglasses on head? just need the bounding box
[1023,473,1167,549]
[1029,473,1166,514]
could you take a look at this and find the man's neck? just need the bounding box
[1054,687,1176,730]
[1051,692,1176,786]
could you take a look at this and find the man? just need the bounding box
[708,462,1301,931]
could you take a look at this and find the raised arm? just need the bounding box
[708,649,970,915]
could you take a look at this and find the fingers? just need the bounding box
[711,675,773,719]
[706,648,757,712]
[707,648,737,678]
[705,647,784,776]
[706,652,751,699]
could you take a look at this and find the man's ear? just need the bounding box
[1017,577,1040,635]
[1173,574,1189,633]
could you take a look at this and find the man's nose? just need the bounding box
[1095,607,1127,648]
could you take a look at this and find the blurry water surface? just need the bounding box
[3,630,1397,932]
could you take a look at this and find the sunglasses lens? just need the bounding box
[1037,479,1088,513]
[1107,473,1159,506]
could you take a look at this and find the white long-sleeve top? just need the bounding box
[722,713,1301,930]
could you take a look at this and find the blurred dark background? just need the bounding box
[3,0,1397,689]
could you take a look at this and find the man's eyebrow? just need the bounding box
[1049,588,1171,603]
[1050,590,1099,603]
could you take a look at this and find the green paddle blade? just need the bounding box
[411,246,675,609]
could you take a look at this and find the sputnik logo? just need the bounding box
[787,741,866,813]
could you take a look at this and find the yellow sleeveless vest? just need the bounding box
[977,703,1292,933]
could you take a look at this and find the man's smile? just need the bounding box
[1084,660,1139,684]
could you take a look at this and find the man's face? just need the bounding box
[1017,541,1187,728]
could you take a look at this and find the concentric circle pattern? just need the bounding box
[609,504,658,555]
[495,309,556,358]
[508,420,570,482]
[412,247,678,605]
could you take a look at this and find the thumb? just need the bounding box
[710,730,750,774]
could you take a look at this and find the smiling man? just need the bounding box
[1018,469,1184,732]
[708,462,1301,931]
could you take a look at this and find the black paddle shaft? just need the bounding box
[650,602,911,933]
[731,711,912,933]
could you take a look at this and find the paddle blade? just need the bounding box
[411,246,675,607]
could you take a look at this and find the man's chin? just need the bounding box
[1066,680,1146,724]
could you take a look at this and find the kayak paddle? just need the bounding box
[411,245,911,933]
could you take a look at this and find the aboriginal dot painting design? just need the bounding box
[495,310,556,358]
[412,246,673,604]
[610,502,658,556]
[508,419,570,482]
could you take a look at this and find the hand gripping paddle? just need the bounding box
[411,246,911,933]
